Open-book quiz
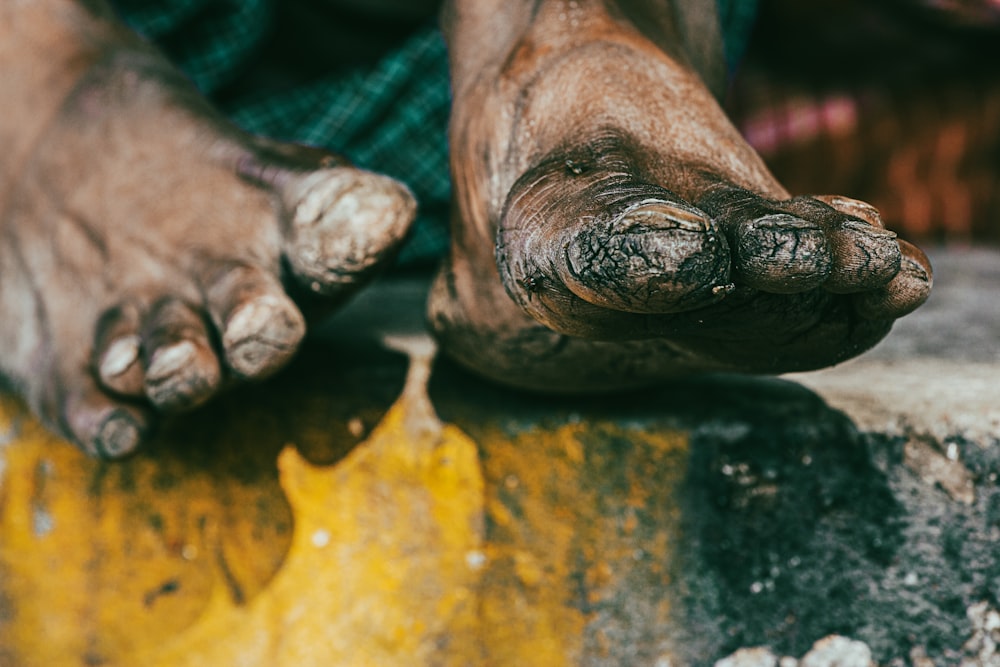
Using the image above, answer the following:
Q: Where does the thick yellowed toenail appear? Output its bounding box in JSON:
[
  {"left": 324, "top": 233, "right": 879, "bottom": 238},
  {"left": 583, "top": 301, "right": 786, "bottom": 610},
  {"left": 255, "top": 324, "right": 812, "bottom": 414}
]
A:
[
  {"left": 146, "top": 341, "right": 197, "bottom": 381},
  {"left": 223, "top": 295, "right": 305, "bottom": 378},
  {"left": 99, "top": 335, "right": 140, "bottom": 379}
]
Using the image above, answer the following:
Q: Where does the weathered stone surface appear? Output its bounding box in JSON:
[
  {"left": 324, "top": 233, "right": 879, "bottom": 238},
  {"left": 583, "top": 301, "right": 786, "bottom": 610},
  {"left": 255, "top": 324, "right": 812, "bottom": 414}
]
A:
[{"left": 0, "top": 247, "right": 995, "bottom": 665}]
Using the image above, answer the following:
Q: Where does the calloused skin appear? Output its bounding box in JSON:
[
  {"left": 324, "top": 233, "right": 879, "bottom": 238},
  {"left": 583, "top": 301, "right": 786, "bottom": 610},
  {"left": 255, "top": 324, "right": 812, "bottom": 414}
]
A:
[
  {"left": 431, "top": 0, "right": 932, "bottom": 389},
  {"left": 0, "top": 0, "right": 931, "bottom": 457}
]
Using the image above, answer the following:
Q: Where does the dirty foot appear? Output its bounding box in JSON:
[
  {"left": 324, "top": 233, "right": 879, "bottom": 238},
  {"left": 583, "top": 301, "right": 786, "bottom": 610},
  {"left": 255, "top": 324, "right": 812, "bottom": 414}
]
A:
[
  {"left": 0, "top": 2, "right": 414, "bottom": 456},
  {"left": 430, "top": 0, "right": 932, "bottom": 390}
]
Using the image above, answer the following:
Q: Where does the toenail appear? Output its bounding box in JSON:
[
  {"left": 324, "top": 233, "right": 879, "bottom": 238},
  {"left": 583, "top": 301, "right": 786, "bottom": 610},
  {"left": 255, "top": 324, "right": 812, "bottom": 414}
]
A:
[
  {"left": 817, "top": 195, "right": 884, "bottom": 227},
  {"left": 841, "top": 220, "right": 896, "bottom": 238},
  {"left": 286, "top": 169, "right": 415, "bottom": 290},
  {"left": 293, "top": 170, "right": 410, "bottom": 234},
  {"left": 146, "top": 341, "right": 197, "bottom": 380},
  {"left": 95, "top": 411, "right": 142, "bottom": 459},
  {"left": 731, "top": 214, "right": 832, "bottom": 292},
  {"left": 100, "top": 336, "right": 141, "bottom": 378},
  {"left": 618, "top": 201, "right": 710, "bottom": 233},
  {"left": 749, "top": 214, "right": 823, "bottom": 233},
  {"left": 223, "top": 296, "right": 304, "bottom": 377},
  {"left": 225, "top": 297, "right": 279, "bottom": 342}
]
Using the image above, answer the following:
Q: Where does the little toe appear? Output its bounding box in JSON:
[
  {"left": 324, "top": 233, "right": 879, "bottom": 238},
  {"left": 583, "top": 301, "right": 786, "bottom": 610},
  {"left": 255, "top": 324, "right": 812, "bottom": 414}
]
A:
[
  {"left": 853, "top": 240, "right": 933, "bottom": 320},
  {"left": 279, "top": 166, "right": 416, "bottom": 297},
  {"left": 62, "top": 379, "right": 152, "bottom": 459},
  {"left": 141, "top": 298, "right": 221, "bottom": 411},
  {"left": 699, "top": 189, "right": 833, "bottom": 294},
  {"left": 201, "top": 263, "right": 306, "bottom": 380}
]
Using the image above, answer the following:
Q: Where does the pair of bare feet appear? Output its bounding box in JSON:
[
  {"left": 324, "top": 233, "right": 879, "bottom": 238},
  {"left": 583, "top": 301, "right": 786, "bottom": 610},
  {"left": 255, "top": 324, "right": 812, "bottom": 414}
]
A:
[{"left": 0, "top": 0, "right": 931, "bottom": 457}]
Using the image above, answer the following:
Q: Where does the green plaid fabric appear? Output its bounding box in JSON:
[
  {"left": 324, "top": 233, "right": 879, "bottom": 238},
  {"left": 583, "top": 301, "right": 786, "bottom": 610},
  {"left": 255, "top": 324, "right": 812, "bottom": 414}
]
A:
[
  {"left": 226, "top": 27, "right": 452, "bottom": 266},
  {"left": 113, "top": 1, "right": 755, "bottom": 267},
  {"left": 113, "top": 0, "right": 451, "bottom": 265},
  {"left": 113, "top": 0, "right": 275, "bottom": 93}
]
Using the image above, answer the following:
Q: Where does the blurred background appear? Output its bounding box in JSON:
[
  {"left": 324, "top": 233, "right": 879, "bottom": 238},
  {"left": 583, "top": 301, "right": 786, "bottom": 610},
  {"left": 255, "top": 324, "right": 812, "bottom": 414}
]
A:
[{"left": 728, "top": 0, "right": 1000, "bottom": 246}]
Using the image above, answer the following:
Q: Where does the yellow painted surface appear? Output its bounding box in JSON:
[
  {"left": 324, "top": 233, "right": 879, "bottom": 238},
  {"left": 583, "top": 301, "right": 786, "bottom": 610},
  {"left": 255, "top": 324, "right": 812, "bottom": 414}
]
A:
[{"left": 0, "top": 343, "right": 691, "bottom": 666}]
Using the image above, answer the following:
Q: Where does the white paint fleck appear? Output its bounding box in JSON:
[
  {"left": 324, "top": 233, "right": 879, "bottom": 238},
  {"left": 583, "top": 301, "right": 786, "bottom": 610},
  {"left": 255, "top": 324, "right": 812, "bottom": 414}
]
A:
[
  {"left": 465, "top": 550, "right": 487, "bottom": 570},
  {"left": 100, "top": 335, "right": 140, "bottom": 378},
  {"left": 33, "top": 508, "right": 54, "bottom": 537},
  {"left": 311, "top": 529, "right": 331, "bottom": 548}
]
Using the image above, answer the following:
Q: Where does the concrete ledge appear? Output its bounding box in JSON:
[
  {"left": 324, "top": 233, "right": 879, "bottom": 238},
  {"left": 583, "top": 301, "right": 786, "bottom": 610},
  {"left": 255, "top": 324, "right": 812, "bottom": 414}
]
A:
[
  {"left": 0, "top": 246, "right": 996, "bottom": 666},
  {"left": 789, "top": 247, "right": 1000, "bottom": 447}
]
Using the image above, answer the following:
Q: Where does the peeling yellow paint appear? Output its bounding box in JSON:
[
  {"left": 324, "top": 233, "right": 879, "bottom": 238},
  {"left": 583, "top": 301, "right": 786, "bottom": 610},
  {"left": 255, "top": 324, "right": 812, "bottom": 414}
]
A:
[
  {"left": 466, "top": 421, "right": 690, "bottom": 666},
  {"left": 145, "top": 399, "right": 485, "bottom": 667},
  {"left": 0, "top": 394, "right": 292, "bottom": 667},
  {"left": 0, "top": 348, "right": 693, "bottom": 666}
]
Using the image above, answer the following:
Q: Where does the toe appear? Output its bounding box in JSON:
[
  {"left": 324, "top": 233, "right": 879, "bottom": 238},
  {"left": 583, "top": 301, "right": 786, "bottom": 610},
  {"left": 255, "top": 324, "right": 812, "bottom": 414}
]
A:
[
  {"left": 853, "top": 240, "right": 933, "bottom": 319},
  {"left": 93, "top": 302, "right": 146, "bottom": 397},
  {"left": 201, "top": 263, "right": 306, "bottom": 379},
  {"left": 560, "top": 197, "right": 731, "bottom": 313},
  {"left": 62, "top": 382, "right": 152, "bottom": 459},
  {"left": 279, "top": 166, "right": 416, "bottom": 297},
  {"left": 699, "top": 189, "right": 833, "bottom": 294},
  {"left": 500, "top": 163, "right": 732, "bottom": 316},
  {"left": 141, "top": 298, "right": 221, "bottom": 411}
]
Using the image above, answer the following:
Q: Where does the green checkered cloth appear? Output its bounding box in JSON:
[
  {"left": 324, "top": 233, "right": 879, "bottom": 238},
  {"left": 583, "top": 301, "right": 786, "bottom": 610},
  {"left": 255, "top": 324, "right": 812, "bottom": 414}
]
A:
[{"left": 112, "top": 0, "right": 755, "bottom": 267}]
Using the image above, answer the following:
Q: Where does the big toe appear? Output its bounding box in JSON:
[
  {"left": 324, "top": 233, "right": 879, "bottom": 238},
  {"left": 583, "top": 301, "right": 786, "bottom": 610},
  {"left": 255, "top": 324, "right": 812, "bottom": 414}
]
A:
[
  {"left": 279, "top": 166, "right": 416, "bottom": 298},
  {"left": 499, "top": 165, "right": 732, "bottom": 317}
]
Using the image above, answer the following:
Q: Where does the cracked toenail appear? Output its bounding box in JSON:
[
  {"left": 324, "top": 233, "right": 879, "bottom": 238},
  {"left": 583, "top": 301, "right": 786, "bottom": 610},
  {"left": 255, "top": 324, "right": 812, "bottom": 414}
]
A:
[
  {"left": 146, "top": 341, "right": 197, "bottom": 380},
  {"left": 286, "top": 169, "right": 415, "bottom": 290},
  {"left": 618, "top": 201, "right": 709, "bottom": 233},
  {"left": 842, "top": 220, "right": 896, "bottom": 238},
  {"left": 100, "top": 336, "right": 140, "bottom": 378},
  {"left": 96, "top": 412, "right": 141, "bottom": 458},
  {"left": 752, "top": 214, "right": 822, "bottom": 232}
]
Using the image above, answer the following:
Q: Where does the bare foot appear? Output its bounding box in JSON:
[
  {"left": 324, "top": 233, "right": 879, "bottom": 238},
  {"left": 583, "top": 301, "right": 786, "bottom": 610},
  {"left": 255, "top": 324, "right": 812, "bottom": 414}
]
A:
[
  {"left": 430, "top": 0, "right": 932, "bottom": 391},
  {"left": 0, "top": 2, "right": 414, "bottom": 456}
]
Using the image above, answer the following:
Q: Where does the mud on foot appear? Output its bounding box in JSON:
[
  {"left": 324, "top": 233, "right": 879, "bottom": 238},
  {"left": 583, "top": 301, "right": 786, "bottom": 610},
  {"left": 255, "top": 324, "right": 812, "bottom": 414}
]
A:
[{"left": 430, "top": 0, "right": 932, "bottom": 391}]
